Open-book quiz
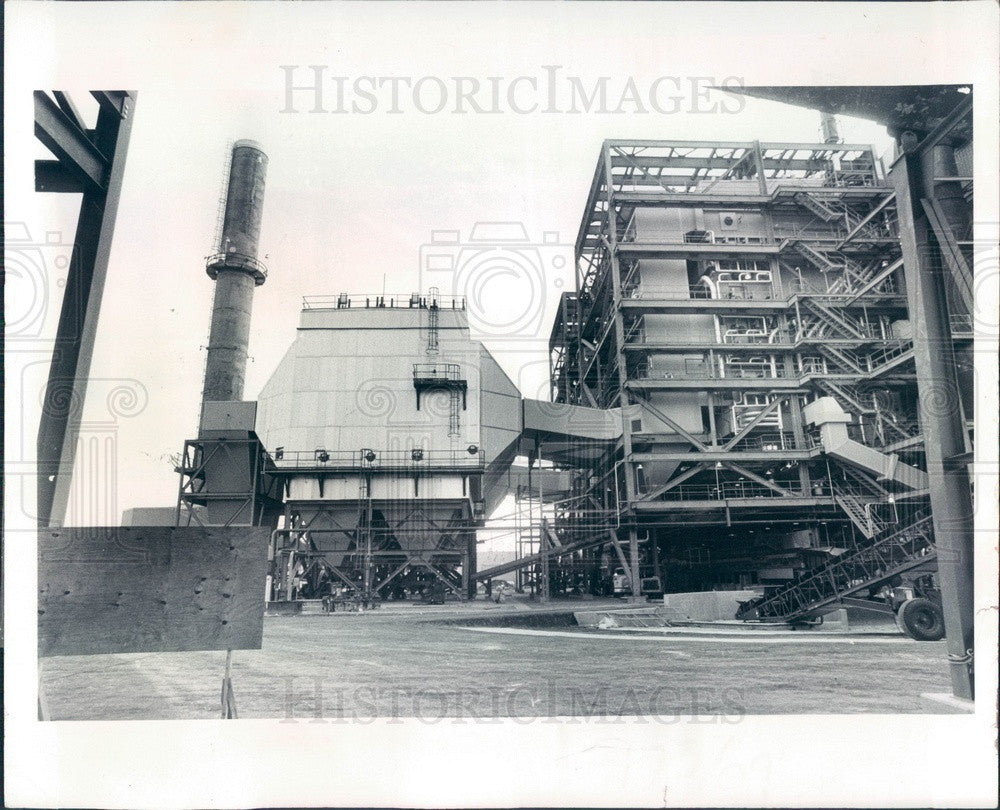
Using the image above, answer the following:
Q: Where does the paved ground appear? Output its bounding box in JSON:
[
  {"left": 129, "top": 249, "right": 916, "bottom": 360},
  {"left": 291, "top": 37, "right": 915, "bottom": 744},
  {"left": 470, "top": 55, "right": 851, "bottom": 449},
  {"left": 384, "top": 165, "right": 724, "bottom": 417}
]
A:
[{"left": 39, "top": 597, "right": 960, "bottom": 720}]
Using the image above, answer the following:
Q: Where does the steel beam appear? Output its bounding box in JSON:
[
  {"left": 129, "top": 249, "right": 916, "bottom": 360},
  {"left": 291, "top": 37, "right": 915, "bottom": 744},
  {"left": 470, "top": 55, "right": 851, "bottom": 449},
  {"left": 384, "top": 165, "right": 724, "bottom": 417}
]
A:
[
  {"left": 51, "top": 91, "right": 87, "bottom": 131},
  {"left": 617, "top": 243, "right": 780, "bottom": 259},
  {"left": 889, "top": 147, "right": 975, "bottom": 699},
  {"left": 607, "top": 530, "right": 634, "bottom": 591},
  {"left": 611, "top": 187, "right": 887, "bottom": 208},
  {"left": 920, "top": 197, "right": 974, "bottom": 316},
  {"left": 608, "top": 155, "right": 836, "bottom": 172},
  {"left": 636, "top": 399, "right": 709, "bottom": 451},
  {"left": 723, "top": 396, "right": 786, "bottom": 450},
  {"left": 628, "top": 379, "right": 808, "bottom": 391},
  {"left": 604, "top": 138, "right": 875, "bottom": 153},
  {"left": 638, "top": 463, "right": 710, "bottom": 502},
  {"left": 722, "top": 462, "right": 799, "bottom": 498},
  {"left": 33, "top": 91, "right": 109, "bottom": 192},
  {"left": 837, "top": 192, "right": 897, "bottom": 247},
  {"left": 632, "top": 451, "right": 813, "bottom": 463},
  {"left": 34, "top": 159, "right": 85, "bottom": 193},
  {"left": 632, "top": 497, "right": 834, "bottom": 511},
  {"left": 35, "top": 91, "right": 136, "bottom": 528}
]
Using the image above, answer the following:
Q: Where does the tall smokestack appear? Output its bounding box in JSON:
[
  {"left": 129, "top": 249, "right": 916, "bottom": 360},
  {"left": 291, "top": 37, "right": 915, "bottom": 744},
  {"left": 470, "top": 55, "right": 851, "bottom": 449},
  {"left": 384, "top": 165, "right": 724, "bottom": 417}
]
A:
[
  {"left": 201, "top": 140, "right": 268, "bottom": 417},
  {"left": 820, "top": 112, "right": 840, "bottom": 144}
]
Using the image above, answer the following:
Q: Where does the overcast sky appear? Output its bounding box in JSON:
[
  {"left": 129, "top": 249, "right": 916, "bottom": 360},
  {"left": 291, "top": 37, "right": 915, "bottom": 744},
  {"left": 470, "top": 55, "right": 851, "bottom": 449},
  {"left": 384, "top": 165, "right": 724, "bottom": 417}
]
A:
[{"left": 8, "top": 1, "right": 978, "bottom": 526}]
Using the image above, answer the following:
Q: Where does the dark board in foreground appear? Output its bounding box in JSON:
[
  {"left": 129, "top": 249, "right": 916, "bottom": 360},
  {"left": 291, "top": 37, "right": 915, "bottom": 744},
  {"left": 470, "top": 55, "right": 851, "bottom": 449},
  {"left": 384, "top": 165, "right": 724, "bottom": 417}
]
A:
[{"left": 39, "top": 526, "right": 270, "bottom": 656}]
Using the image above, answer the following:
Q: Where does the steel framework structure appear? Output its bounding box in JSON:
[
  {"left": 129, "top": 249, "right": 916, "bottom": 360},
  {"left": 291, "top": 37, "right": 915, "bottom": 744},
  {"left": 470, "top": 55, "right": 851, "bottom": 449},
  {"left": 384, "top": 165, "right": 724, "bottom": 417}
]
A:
[
  {"left": 724, "top": 88, "right": 977, "bottom": 699},
  {"left": 174, "top": 436, "right": 284, "bottom": 528},
  {"left": 548, "top": 137, "right": 973, "bottom": 612},
  {"left": 266, "top": 450, "right": 485, "bottom": 603},
  {"left": 736, "top": 514, "right": 936, "bottom": 623},
  {"left": 34, "top": 91, "right": 137, "bottom": 528}
]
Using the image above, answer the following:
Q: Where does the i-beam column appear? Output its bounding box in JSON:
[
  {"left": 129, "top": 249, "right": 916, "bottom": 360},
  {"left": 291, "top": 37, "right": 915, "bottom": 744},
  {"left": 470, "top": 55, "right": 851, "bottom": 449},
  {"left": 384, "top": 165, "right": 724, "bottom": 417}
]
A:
[
  {"left": 35, "top": 91, "right": 137, "bottom": 528},
  {"left": 603, "top": 142, "right": 642, "bottom": 596},
  {"left": 889, "top": 115, "right": 975, "bottom": 700}
]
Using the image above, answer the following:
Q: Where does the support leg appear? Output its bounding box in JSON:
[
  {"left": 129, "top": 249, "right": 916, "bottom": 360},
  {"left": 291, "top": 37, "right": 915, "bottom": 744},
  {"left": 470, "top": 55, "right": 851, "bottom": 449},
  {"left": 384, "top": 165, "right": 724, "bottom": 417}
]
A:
[{"left": 221, "top": 649, "right": 238, "bottom": 719}]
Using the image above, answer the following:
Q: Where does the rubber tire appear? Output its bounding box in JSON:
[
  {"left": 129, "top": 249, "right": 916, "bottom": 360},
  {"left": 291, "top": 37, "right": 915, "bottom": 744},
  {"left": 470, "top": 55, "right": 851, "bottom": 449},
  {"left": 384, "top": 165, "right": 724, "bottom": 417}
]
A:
[{"left": 897, "top": 598, "right": 945, "bottom": 641}]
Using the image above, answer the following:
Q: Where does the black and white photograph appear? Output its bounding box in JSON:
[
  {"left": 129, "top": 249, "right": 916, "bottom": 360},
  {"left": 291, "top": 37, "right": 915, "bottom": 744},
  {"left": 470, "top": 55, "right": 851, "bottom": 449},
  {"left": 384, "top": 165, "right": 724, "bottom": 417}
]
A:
[{"left": 4, "top": 2, "right": 999, "bottom": 807}]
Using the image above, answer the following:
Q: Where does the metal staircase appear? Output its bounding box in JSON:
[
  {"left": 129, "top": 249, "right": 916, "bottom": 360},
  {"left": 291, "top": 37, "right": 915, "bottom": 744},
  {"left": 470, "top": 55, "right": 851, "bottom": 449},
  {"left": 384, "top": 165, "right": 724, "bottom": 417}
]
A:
[
  {"left": 793, "top": 192, "right": 843, "bottom": 222},
  {"left": 801, "top": 298, "right": 868, "bottom": 340},
  {"left": 833, "top": 490, "right": 884, "bottom": 538},
  {"left": 816, "top": 343, "right": 866, "bottom": 374},
  {"left": 736, "top": 513, "right": 936, "bottom": 623},
  {"left": 825, "top": 255, "right": 887, "bottom": 297},
  {"left": 814, "top": 379, "right": 920, "bottom": 448},
  {"left": 815, "top": 379, "right": 874, "bottom": 415},
  {"left": 791, "top": 240, "right": 839, "bottom": 272},
  {"left": 864, "top": 340, "right": 914, "bottom": 376}
]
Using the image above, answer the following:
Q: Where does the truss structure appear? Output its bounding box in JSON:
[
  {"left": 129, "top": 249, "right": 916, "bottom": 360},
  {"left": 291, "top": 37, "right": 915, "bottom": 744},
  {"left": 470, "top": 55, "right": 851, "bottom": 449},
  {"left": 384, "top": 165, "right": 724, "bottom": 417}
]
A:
[{"left": 547, "top": 137, "right": 974, "bottom": 595}]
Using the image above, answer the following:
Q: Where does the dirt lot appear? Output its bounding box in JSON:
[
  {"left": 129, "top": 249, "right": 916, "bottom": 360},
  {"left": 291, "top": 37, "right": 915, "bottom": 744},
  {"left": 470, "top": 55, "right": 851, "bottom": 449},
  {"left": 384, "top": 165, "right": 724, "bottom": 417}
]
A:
[{"left": 39, "top": 600, "right": 959, "bottom": 720}]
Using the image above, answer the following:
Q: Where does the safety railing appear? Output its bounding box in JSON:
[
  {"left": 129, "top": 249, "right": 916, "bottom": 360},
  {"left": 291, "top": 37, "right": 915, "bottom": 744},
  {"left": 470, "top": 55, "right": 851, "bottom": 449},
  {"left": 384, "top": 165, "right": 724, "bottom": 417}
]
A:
[
  {"left": 949, "top": 313, "right": 973, "bottom": 337},
  {"left": 205, "top": 252, "right": 268, "bottom": 283},
  {"left": 637, "top": 360, "right": 784, "bottom": 382},
  {"left": 864, "top": 340, "right": 913, "bottom": 371},
  {"left": 721, "top": 330, "right": 784, "bottom": 345},
  {"left": 302, "top": 293, "right": 466, "bottom": 310},
  {"left": 270, "top": 448, "right": 486, "bottom": 470},
  {"left": 645, "top": 480, "right": 809, "bottom": 502},
  {"left": 413, "top": 363, "right": 464, "bottom": 382},
  {"left": 727, "top": 431, "right": 816, "bottom": 452},
  {"left": 622, "top": 285, "right": 714, "bottom": 301},
  {"left": 618, "top": 232, "right": 778, "bottom": 246}
]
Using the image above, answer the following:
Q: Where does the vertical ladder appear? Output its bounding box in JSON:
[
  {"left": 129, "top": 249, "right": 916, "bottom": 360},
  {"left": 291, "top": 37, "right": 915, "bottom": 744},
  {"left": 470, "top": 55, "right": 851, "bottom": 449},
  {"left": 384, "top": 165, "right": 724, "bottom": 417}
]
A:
[
  {"left": 427, "top": 287, "right": 440, "bottom": 355},
  {"left": 356, "top": 472, "right": 373, "bottom": 599},
  {"left": 211, "top": 140, "right": 233, "bottom": 252},
  {"left": 448, "top": 390, "right": 461, "bottom": 436}
]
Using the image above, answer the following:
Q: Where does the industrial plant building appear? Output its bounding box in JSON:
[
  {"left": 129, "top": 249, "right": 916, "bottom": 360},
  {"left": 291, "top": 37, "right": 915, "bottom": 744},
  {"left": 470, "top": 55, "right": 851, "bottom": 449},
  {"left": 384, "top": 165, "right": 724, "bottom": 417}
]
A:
[
  {"left": 545, "top": 134, "right": 972, "bottom": 602},
  {"left": 168, "top": 101, "right": 974, "bottom": 670}
]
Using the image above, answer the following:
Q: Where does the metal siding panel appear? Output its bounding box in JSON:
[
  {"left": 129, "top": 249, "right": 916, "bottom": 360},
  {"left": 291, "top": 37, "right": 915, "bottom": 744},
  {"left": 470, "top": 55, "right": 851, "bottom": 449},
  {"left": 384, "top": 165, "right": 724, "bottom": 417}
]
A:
[{"left": 38, "top": 526, "right": 269, "bottom": 656}]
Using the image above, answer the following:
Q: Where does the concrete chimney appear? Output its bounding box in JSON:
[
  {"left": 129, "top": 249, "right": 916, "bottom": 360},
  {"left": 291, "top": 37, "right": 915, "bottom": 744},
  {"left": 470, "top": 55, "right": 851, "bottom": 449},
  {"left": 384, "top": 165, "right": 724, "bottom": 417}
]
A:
[
  {"left": 820, "top": 112, "right": 840, "bottom": 144},
  {"left": 201, "top": 140, "right": 268, "bottom": 418}
]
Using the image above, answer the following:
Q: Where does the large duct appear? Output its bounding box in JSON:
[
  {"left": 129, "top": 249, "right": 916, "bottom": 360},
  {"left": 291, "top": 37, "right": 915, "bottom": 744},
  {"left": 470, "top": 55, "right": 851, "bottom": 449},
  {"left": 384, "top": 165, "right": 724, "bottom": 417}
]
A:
[{"left": 201, "top": 140, "right": 268, "bottom": 418}]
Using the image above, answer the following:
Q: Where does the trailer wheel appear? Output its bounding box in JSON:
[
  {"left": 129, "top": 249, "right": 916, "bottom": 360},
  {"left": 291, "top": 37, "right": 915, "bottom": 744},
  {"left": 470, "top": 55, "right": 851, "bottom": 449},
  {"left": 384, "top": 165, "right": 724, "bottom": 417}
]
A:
[{"left": 897, "top": 598, "right": 945, "bottom": 641}]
